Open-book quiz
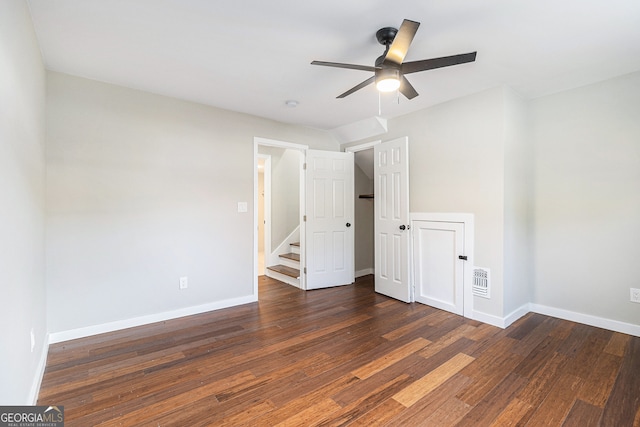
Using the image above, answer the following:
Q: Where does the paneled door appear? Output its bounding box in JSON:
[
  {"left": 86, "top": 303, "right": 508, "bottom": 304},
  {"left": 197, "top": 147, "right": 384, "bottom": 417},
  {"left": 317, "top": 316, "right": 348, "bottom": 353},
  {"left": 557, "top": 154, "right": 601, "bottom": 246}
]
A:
[
  {"left": 305, "top": 150, "right": 354, "bottom": 289},
  {"left": 413, "top": 220, "right": 465, "bottom": 315},
  {"left": 374, "top": 137, "right": 411, "bottom": 302}
]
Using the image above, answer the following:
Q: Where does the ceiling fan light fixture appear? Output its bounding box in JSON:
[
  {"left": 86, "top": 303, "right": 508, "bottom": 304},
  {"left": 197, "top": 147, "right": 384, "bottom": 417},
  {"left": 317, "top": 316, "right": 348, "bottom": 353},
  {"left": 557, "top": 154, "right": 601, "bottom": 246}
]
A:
[{"left": 376, "top": 69, "right": 400, "bottom": 92}]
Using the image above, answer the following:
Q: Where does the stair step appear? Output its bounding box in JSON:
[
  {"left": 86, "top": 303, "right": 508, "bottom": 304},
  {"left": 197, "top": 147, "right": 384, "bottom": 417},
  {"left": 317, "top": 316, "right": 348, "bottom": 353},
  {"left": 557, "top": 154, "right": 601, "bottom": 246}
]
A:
[
  {"left": 290, "top": 242, "right": 301, "bottom": 255},
  {"left": 279, "top": 252, "right": 300, "bottom": 262},
  {"left": 267, "top": 265, "right": 300, "bottom": 279}
]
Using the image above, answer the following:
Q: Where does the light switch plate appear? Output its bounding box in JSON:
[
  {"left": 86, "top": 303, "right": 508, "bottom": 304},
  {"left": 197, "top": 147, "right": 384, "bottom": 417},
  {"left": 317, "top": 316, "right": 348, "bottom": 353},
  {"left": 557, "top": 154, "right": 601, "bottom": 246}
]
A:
[{"left": 237, "top": 202, "right": 248, "bottom": 213}]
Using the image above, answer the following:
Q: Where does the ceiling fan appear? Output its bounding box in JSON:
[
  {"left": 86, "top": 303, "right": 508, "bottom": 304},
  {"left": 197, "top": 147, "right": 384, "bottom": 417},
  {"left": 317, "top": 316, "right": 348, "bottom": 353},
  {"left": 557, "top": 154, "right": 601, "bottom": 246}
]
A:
[{"left": 311, "top": 19, "right": 477, "bottom": 99}]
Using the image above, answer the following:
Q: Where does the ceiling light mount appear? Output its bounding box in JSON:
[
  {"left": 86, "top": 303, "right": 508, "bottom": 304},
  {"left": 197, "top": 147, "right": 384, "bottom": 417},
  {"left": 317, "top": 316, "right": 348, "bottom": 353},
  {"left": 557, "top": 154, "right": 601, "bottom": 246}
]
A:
[{"left": 375, "top": 68, "right": 400, "bottom": 92}]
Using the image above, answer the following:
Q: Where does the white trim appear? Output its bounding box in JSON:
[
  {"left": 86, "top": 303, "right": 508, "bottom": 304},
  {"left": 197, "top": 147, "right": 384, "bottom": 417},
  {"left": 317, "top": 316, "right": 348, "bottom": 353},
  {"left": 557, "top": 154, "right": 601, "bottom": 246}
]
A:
[
  {"left": 344, "top": 140, "right": 381, "bottom": 153},
  {"left": 410, "top": 213, "right": 474, "bottom": 318},
  {"left": 530, "top": 303, "right": 640, "bottom": 337},
  {"left": 48, "top": 295, "right": 256, "bottom": 344},
  {"left": 254, "top": 137, "right": 308, "bottom": 151},
  {"left": 28, "top": 338, "right": 49, "bottom": 404},
  {"left": 258, "top": 154, "right": 271, "bottom": 276},
  {"left": 503, "top": 304, "right": 531, "bottom": 328},
  {"left": 473, "top": 304, "right": 530, "bottom": 329},
  {"left": 265, "top": 269, "right": 301, "bottom": 288},
  {"left": 355, "top": 268, "right": 374, "bottom": 278},
  {"left": 471, "top": 310, "right": 507, "bottom": 329}
]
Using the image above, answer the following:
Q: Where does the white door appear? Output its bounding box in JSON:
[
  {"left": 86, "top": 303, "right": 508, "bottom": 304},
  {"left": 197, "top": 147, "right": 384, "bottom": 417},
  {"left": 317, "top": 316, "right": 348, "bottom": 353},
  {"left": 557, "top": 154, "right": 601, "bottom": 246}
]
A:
[
  {"left": 305, "top": 150, "right": 355, "bottom": 289},
  {"left": 374, "top": 137, "right": 411, "bottom": 302},
  {"left": 413, "top": 220, "right": 465, "bottom": 315}
]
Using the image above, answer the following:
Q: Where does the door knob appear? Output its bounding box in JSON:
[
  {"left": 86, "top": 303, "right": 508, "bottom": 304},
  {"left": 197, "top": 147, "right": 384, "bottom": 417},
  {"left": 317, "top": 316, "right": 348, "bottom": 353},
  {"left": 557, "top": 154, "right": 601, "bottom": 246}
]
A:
[
  {"left": 399, "top": 225, "right": 406, "bottom": 230},
  {"left": 346, "top": 223, "right": 351, "bottom": 227}
]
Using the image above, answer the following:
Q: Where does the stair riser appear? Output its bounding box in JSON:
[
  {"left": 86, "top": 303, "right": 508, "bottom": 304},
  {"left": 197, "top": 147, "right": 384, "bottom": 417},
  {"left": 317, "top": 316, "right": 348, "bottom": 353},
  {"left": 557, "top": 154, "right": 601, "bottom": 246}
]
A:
[
  {"left": 265, "top": 270, "right": 301, "bottom": 289},
  {"left": 290, "top": 245, "right": 300, "bottom": 255},
  {"left": 279, "top": 258, "right": 300, "bottom": 269}
]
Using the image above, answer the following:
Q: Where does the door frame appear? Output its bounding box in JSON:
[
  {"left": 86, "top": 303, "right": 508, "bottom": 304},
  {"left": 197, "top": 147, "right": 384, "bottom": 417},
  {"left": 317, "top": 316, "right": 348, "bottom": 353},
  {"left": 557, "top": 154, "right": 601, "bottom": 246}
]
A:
[
  {"left": 257, "top": 154, "right": 271, "bottom": 275},
  {"left": 410, "top": 213, "right": 475, "bottom": 318},
  {"left": 253, "top": 137, "right": 308, "bottom": 296}
]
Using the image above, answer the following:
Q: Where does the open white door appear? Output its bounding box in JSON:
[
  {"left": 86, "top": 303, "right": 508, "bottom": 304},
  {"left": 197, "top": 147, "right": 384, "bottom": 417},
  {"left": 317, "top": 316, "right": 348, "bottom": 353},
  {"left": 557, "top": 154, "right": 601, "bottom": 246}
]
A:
[
  {"left": 374, "top": 137, "right": 411, "bottom": 302},
  {"left": 305, "top": 150, "right": 355, "bottom": 289}
]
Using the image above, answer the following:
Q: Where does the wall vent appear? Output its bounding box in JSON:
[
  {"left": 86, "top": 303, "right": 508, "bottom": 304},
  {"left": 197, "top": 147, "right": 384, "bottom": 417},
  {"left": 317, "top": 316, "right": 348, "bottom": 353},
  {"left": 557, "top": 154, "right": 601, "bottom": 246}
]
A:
[{"left": 473, "top": 267, "right": 491, "bottom": 299}]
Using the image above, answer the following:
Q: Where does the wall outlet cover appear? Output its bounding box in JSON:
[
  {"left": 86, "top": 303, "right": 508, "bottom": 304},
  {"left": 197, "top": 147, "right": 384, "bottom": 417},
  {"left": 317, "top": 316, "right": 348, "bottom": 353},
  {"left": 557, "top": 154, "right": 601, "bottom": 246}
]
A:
[
  {"left": 630, "top": 288, "right": 640, "bottom": 303},
  {"left": 179, "top": 276, "right": 188, "bottom": 290}
]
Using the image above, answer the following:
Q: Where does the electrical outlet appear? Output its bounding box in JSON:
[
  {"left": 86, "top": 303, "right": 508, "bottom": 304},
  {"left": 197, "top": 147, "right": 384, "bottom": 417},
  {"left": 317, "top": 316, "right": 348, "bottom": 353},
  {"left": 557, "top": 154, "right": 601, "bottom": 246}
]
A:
[
  {"left": 30, "top": 328, "right": 35, "bottom": 353},
  {"left": 179, "top": 276, "right": 188, "bottom": 290},
  {"left": 630, "top": 288, "right": 640, "bottom": 303}
]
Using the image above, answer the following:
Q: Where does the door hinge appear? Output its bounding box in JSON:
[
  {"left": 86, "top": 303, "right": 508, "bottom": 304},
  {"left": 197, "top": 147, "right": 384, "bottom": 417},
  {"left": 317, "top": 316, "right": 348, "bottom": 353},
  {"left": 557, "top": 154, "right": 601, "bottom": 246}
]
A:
[
  {"left": 303, "top": 215, "right": 307, "bottom": 222},
  {"left": 304, "top": 267, "right": 307, "bottom": 274},
  {"left": 458, "top": 255, "right": 468, "bottom": 261},
  {"left": 303, "top": 163, "right": 307, "bottom": 170}
]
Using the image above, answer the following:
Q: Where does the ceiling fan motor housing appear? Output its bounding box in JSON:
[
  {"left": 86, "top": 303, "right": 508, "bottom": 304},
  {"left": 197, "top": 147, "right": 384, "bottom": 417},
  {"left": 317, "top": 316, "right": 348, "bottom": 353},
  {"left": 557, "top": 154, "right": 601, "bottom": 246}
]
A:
[{"left": 376, "top": 26, "right": 398, "bottom": 46}]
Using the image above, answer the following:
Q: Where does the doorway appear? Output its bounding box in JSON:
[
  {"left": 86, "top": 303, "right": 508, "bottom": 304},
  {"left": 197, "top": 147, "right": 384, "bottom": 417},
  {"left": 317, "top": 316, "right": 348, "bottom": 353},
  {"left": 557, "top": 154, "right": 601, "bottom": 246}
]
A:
[{"left": 253, "top": 137, "right": 308, "bottom": 295}]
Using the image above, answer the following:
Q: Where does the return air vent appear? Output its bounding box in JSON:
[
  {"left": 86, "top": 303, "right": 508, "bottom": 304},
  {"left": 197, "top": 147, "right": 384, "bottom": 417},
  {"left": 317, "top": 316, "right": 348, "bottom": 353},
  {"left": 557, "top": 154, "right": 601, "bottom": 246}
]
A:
[{"left": 473, "top": 267, "right": 491, "bottom": 299}]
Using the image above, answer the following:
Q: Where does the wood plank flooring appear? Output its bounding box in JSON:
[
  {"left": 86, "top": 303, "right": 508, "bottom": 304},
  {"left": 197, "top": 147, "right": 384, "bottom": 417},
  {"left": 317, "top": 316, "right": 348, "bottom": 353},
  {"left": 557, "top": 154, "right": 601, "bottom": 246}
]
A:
[{"left": 38, "top": 275, "right": 640, "bottom": 426}]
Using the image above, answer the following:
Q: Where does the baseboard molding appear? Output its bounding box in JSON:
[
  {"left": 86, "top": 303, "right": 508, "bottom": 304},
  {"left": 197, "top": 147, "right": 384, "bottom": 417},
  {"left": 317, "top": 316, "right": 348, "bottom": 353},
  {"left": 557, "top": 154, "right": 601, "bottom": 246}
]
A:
[
  {"left": 503, "top": 304, "right": 531, "bottom": 328},
  {"left": 355, "top": 268, "right": 374, "bottom": 278},
  {"left": 28, "top": 338, "right": 49, "bottom": 404},
  {"left": 472, "top": 303, "right": 530, "bottom": 329},
  {"left": 49, "top": 295, "right": 257, "bottom": 344},
  {"left": 530, "top": 303, "right": 640, "bottom": 337},
  {"left": 471, "top": 310, "right": 507, "bottom": 329}
]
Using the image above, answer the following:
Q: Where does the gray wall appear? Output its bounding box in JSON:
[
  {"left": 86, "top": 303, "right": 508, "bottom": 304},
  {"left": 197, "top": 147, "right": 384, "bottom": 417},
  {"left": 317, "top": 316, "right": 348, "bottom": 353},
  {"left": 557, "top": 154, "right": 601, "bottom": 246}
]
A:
[
  {"left": 354, "top": 162, "right": 374, "bottom": 273},
  {"left": 0, "top": 1, "right": 47, "bottom": 404},
  {"left": 531, "top": 71, "right": 640, "bottom": 326},
  {"left": 45, "top": 72, "right": 338, "bottom": 334}
]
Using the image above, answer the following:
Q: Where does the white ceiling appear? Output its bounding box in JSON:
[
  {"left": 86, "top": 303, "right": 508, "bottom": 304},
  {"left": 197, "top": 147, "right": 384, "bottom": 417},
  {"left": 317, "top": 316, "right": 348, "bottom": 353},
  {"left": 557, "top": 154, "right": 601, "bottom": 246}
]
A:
[{"left": 28, "top": 0, "right": 640, "bottom": 130}]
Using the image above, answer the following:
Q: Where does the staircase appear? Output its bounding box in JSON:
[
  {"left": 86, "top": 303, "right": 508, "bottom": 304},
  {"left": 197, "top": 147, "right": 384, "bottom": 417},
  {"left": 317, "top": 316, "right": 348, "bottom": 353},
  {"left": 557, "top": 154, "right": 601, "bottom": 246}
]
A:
[{"left": 266, "top": 242, "right": 301, "bottom": 288}]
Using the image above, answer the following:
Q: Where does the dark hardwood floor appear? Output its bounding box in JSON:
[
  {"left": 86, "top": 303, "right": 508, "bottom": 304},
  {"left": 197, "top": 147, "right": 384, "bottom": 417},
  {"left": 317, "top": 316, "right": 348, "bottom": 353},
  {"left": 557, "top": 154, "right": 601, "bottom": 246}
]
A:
[{"left": 38, "top": 275, "right": 640, "bottom": 426}]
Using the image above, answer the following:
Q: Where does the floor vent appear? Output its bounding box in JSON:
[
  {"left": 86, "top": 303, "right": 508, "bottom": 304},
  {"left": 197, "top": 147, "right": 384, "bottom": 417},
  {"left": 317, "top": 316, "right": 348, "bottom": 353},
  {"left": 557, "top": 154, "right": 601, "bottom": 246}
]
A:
[{"left": 473, "top": 267, "right": 491, "bottom": 298}]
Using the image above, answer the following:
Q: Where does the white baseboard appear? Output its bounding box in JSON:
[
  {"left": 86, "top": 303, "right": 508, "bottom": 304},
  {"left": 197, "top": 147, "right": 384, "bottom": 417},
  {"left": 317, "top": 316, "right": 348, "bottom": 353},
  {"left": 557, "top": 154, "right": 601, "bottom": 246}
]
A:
[
  {"left": 48, "top": 295, "right": 257, "bottom": 344},
  {"left": 530, "top": 303, "right": 640, "bottom": 337},
  {"left": 471, "top": 310, "right": 507, "bottom": 328},
  {"left": 471, "top": 304, "right": 529, "bottom": 329},
  {"left": 503, "top": 304, "right": 531, "bottom": 328},
  {"left": 28, "top": 338, "right": 49, "bottom": 404},
  {"left": 355, "top": 268, "right": 374, "bottom": 278}
]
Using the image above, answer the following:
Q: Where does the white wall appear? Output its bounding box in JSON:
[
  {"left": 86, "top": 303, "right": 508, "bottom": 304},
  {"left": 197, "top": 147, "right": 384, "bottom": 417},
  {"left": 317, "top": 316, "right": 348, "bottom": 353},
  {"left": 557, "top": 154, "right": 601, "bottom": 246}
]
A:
[
  {"left": 382, "top": 87, "right": 508, "bottom": 319},
  {"left": 531, "top": 71, "right": 640, "bottom": 326},
  {"left": 0, "top": 1, "right": 47, "bottom": 404},
  {"left": 503, "top": 87, "right": 533, "bottom": 316},
  {"left": 45, "top": 72, "right": 338, "bottom": 335}
]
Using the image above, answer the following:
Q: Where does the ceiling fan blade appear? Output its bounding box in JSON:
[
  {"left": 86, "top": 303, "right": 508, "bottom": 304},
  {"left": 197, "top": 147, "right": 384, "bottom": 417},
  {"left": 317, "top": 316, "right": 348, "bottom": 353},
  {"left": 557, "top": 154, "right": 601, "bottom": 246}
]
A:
[
  {"left": 311, "top": 60, "right": 378, "bottom": 72},
  {"left": 402, "top": 52, "right": 477, "bottom": 74},
  {"left": 337, "top": 76, "right": 376, "bottom": 98},
  {"left": 383, "top": 19, "right": 420, "bottom": 65},
  {"left": 399, "top": 76, "right": 419, "bottom": 100}
]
